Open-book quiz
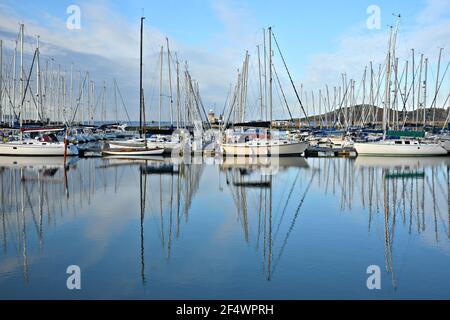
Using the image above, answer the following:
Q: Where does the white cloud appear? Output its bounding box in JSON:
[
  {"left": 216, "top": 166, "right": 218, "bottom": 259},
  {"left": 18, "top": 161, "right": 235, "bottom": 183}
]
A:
[{"left": 299, "top": 0, "right": 450, "bottom": 112}]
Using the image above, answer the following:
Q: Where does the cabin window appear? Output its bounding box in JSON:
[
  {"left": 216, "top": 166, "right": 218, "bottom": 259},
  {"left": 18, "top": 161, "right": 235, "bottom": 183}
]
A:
[
  {"left": 395, "top": 141, "right": 402, "bottom": 144},
  {"left": 404, "top": 141, "right": 410, "bottom": 145}
]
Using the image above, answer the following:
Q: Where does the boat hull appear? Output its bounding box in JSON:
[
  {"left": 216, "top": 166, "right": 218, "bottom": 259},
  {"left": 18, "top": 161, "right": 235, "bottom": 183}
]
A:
[
  {"left": 354, "top": 142, "right": 447, "bottom": 156},
  {"left": 102, "top": 148, "right": 164, "bottom": 156},
  {"left": 0, "top": 142, "right": 78, "bottom": 156},
  {"left": 222, "top": 141, "right": 308, "bottom": 157}
]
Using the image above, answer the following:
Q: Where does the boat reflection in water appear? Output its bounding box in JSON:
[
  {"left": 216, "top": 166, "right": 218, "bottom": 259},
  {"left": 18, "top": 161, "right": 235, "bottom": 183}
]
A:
[
  {"left": 0, "top": 155, "right": 449, "bottom": 299},
  {"left": 355, "top": 156, "right": 449, "bottom": 289},
  {"left": 220, "top": 156, "right": 312, "bottom": 281}
]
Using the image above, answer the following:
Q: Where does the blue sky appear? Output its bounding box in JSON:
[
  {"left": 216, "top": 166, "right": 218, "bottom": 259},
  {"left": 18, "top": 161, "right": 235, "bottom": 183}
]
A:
[{"left": 0, "top": 0, "right": 449, "bottom": 120}]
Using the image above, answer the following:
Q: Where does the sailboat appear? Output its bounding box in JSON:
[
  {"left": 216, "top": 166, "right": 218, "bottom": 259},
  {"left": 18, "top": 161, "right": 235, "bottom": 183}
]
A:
[
  {"left": 354, "top": 138, "right": 446, "bottom": 156},
  {"left": 354, "top": 17, "right": 446, "bottom": 157},
  {"left": 221, "top": 27, "right": 308, "bottom": 157},
  {"left": 0, "top": 132, "right": 79, "bottom": 156},
  {"left": 102, "top": 17, "right": 163, "bottom": 157},
  {"left": 0, "top": 25, "right": 78, "bottom": 157}
]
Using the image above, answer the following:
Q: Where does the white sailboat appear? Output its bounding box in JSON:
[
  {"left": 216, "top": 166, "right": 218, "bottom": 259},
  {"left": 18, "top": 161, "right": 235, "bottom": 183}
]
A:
[
  {"left": 0, "top": 138, "right": 78, "bottom": 156},
  {"left": 102, "top": 17, "right": 164, "bottom": 157},
  {"left": 221, "top": 27, "right": 309, "bottom": 157},
  {"left": 354, "top": 139, "right": 446, "bottom": 156},
  {"left": 222, "top": 134, "right": 308, "bottom": 156},
  {"left": 354, "top": 17, "right": 446, "bottom": 157},
  {"left": 0, "top": 25, "right": 78, "bottom": 157}
]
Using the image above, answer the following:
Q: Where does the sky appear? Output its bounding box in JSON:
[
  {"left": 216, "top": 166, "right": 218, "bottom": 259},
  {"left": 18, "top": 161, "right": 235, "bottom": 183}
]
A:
[{"left": 0, "top": 0, "right": 449, "bottom": 121}]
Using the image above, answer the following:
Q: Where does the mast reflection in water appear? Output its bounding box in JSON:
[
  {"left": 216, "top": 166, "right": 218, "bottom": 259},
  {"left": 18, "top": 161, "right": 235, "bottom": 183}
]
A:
[{"left": 0, "top": 156, "right": 448, "bottom": 299}]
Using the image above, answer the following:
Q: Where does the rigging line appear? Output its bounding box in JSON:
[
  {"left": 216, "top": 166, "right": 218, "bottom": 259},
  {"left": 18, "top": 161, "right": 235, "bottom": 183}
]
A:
[
  {"left": 0, "top": 77, "right": 18, "bottom": 118},
  {"left": 114, "top": 80, "right": 131, "bottom": 123},
  {"left": 69, "top": 71, "right": 88, "bottom": 125},
  {"left": 271, "top": 29, "right": 308, "bottom": 123},
  {"left": 332, "top": 80, "right": 351, "bottom": 129},
  {"left": 273, "top": 71, "right": 286, "bottom": 119},
  {"left": 273, "top": 170, "right": 300, "bottom": 242},
  {"left": 18, "top": 48, "right": 38, "bottom": 120},
  {"left": 429, "top": 61, "right": 450, "bottom": 113},
  {"left": 272, "top": 62, "right": 293, "bottom": 121},
  {"left": 271, "top": 169, "right": 317, "bottom": 275}
]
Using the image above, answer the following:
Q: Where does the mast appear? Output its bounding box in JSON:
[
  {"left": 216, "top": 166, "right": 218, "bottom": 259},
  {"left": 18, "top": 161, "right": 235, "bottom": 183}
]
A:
[
  {"left": 423, "top": 58, "right": 428, "bottom": 127},
  {"left": 393, "top": 58, "right": 398, "bottom": 129},
  {"left": 432, "top": 48, "right": 443, "bottom": 128},
  {"left": 383, "top": 26, "right": 393, "bottom": 139},
  {"left": 166, "top": 37, "right": 174, "bottom": 126},
  {"left": 263, "top": 28, "right": 267, "bottom": 121},
  {"left": 257, "top": 45, "right": 263, "bottom": 121},
  {"left": 268, "top": 27, "right": 273, "bottom": 130},
  {"left": 403, "top": 60, "right": 408, "bottom": 127},
  {"left": 139, "top": 16, "right": 145, "bottom": 138},
  {"left": 114, "top": 79, "right": 118, "bottom": 122},
  {"left": 0, "top": 39, "right": 2, "bottom": 123},
  {"left": 412, "top": 49, "right": 415, "bottom": 127},
  {"left": 12, "top": 40, "right": 17, "bottom": 126},
  {"left": 70, "top": 63, "right": 73, "bottom": 123},
  {"left": 416, "top": 54, "right": 423, "bottom": 130},
  {"left": 19, "top": 23, "right": 24, "bottom": 129},
  {"left": 36, "top": 35, "right": 43, "bottom": 122},
  {"left": 271, "top": 29, "right": 309, "bottom": 125},
  {"left": 175, "top": 53, "right": 180, "bottom": 129},
  {"left": 159, "top": 45, "right": 163, "bottom": 129}
]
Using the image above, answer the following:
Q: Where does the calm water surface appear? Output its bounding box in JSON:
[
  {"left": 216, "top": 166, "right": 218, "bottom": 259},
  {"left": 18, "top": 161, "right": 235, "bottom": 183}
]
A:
[{"left": 0, "top": 155, "right": 449, "bottom": 299}]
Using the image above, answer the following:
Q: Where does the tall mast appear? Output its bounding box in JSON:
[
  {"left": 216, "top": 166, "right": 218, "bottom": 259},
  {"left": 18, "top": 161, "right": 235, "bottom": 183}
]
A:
[
  {"left": 268, "top": 27, "right": 273, "bottom": 129},
  {"left": 362, "top": 66, "right": 367, "bottom": 127},
  {"left": 19, "top": 23, "right": 24, "bottom": 128},
  {"left": 423, "top": 57, "right": 428, "bottom": 127},
  {"left": 393, "top": 58, "right": 398, "bottom": 129},
  {"left": 159, "top": 45, "right": 163, "bottom": 129},
  {"left": 403, "top": 60, "right": 408, "bottom": 128},
  {"left": 166, "top": 37, "right": 174, "bottom": 126},
  {"left": 432, "top": 47, "right": 443, "bottom": 128},
  {"left": 416, "top": 54, "right": 423, "bottom": 130},
  {"left": 139, "top": 16, "right": 145, "bottom": 138},
  {"left": 12, "top": 40, "right": 17, "bottom": 126},
  {"left": 0, "top": 39, "right": 3, "bottom": 123},
  {"left": 257, "top": 45, "right": 263, "bottom": 121},
  {"left": 383, "top": 26, "right": 393, "bottom": 139},
  {"left": 263, "top": 28, "right": 267, "bottom": 121},
  {"left": 70, "top": 63, "right": 73, "bottom": 122},
  {"left": 175, "top": 53, "right": 180, "bottom": 129},
  {"left": 412, "top": 49, "right": 415, "bottom": 127},
  {"left": 114, "top": 79, "right": 118, "bottom": 122},
  {"left": 36, "top": 35, "right": 43, "bottom": 122}
]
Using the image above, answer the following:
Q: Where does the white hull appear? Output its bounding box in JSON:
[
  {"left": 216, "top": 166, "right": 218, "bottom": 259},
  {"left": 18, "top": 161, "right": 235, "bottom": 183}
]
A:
[
  {"left": 354, "top": 141, "right": 447, "bottom": 156},
  {"left": 222, "top": 141, "right": 308, "bottom": 156},
  {"left": 438, "top": 140, "right": 450, "bottom": 152},
  {"left": 108, "top": 139, "right": 180, "bottom": 154},
  {"left": 107, "top": 139, "right": 146, "bottom": 149},
  {"left": 0, "top": 142, "right": 78, "bottom": 156},
  {"left": 102, "top": 148, "right": 164, "bottom": 156}
]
